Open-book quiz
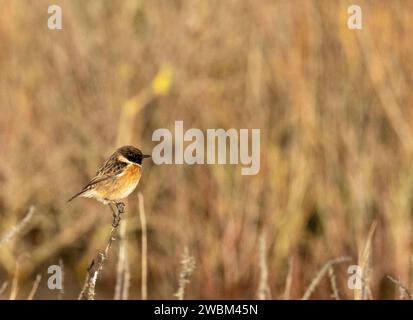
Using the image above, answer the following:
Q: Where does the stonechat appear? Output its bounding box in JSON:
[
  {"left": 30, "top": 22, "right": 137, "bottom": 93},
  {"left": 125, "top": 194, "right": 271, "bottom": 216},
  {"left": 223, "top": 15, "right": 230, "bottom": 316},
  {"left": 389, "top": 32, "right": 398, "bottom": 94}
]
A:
[{"left": 68, "top": 145, "right": 151, "bottom": 226}]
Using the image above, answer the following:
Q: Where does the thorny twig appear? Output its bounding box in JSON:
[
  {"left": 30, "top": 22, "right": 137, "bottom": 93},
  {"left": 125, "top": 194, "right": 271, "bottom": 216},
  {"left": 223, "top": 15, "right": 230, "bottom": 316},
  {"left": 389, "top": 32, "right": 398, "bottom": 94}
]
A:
[
  {"left": 387, "top": 275, "right": 413, "bottom": 300},
  {"left": 79, "top": 202, "right": 125, "bottom": 300}
]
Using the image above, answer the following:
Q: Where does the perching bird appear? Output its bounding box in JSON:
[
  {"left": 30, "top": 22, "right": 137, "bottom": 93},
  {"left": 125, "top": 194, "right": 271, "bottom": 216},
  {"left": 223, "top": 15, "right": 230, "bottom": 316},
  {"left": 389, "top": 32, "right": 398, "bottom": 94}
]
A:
[{"left": 68, "top": 145, "right": 151, "bottom": 226}]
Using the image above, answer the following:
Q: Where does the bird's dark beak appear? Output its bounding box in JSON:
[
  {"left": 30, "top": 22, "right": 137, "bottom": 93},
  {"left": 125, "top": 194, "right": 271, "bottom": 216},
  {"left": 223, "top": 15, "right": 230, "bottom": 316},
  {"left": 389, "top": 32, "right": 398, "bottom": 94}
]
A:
[{"left": 143, "top": 154, "right": 151, "bottom": 159}]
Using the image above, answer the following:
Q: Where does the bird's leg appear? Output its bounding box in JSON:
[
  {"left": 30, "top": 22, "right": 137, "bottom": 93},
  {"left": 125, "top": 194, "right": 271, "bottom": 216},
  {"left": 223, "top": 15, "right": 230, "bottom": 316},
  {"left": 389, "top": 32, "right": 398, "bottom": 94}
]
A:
[
  {"left": 109, "top": 201, "right": 125, "bottom": 228},
  {"left": 115, "top": 202, "right": 125, "bottom": 214},
  {"left": 108, "top": 202, "right": 120, "bottom": 228}
]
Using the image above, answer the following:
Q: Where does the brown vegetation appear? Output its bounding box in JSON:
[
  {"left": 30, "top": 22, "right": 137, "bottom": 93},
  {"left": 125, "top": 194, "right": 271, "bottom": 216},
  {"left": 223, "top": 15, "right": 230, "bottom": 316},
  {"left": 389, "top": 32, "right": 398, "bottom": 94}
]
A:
[{"left": 1, "top": 0, "right": 413, "bottom": 299}]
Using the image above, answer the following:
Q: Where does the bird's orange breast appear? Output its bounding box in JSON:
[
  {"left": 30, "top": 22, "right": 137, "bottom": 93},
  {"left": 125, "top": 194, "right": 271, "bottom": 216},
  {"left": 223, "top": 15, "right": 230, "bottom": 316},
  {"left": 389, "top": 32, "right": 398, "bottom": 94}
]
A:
[{"left": 95, "top": 164, "right": 142, "bottom": 201}]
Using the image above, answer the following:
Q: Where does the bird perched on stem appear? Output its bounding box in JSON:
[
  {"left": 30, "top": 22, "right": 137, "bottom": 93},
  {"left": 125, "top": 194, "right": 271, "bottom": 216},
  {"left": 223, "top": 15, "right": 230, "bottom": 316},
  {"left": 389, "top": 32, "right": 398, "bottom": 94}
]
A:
[{"left": 68, "top": 145, "right": 151, "bottom": 226}]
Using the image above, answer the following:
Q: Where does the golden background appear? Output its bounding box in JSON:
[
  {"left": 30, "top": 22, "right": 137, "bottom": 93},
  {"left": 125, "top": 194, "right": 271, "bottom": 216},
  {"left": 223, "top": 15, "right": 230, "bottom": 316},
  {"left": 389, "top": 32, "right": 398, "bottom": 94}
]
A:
[{"left": 1, "top": 0, "right": 413, "bottom": 299}]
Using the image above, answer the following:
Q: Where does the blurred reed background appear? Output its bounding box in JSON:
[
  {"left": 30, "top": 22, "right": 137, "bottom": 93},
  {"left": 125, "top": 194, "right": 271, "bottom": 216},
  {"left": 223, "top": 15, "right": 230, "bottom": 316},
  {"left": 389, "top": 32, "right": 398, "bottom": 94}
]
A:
[{"left": 1, "top": 0, "right": 413, "bottom": 299}]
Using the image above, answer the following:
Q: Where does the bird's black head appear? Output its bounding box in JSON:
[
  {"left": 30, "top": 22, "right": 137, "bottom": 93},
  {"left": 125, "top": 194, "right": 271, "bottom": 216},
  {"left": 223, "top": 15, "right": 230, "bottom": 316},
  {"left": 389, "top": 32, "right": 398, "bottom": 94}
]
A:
[{"left": 118, "top": 145, "right": 151, "bottom": 165}]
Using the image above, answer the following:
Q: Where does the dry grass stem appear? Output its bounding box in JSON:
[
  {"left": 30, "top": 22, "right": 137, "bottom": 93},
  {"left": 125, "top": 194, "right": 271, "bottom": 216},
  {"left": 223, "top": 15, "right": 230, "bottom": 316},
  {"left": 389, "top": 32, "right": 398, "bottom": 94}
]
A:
[
  {"left": 24, "top": 211, "right": 99, "bottom": 276},
  {"left": 0, "top": 282, "right": 9, "bottom": 297},
  {"left": 328, "top": 267, "right": 340, "bottom": 300},
  {"left": 27, "top": 274, "right": 42, "bottom": 300},
  {"left": 410, "top": 256, "right": 413, "bottom": 292},
  {"left": 138, "top": 193, "right": 148, "bottom": 300},
  {"left": 356, "top": 27, "right": 413, "bottom": 153},
  {"left": 356, "top": 221, "right": 377, "bottom": 300},
  {"left": 58, "top": 259, "right": 64, "bottom": 300},
  {"left": 78, "top": 273, "right": 90, "bottom": 300},
  {"left": 387, "top": 275, "right": 412, "bottom": 300},
  {"left": 9, "top": 262, "right": 20, "bottom": 300},
  {"left": 2, "top": 1, "right": 413, "bottom": 300},
  {"left": 0, "top": 206, "right": 35, "bottom": 245},
  {"left": 114, "top": 221, "right": 126, "bottom": 300},
  {"left": 257, "top": 234, "right": 271, "bottom": 300},
  {"left": 114, "top": 217, "right": 130, "bottom": 300},
  {"left": 283, "top": 258, "right": 293, "bottom": 300},
  {"left": 174, "top": 247, "right": 196, "bottom": 300},
  {"left": 121, "top": 254, "right": 131, "bottom": 300},
  {"left": 302, "top": 256, "right": 351, "bottom": 300}
]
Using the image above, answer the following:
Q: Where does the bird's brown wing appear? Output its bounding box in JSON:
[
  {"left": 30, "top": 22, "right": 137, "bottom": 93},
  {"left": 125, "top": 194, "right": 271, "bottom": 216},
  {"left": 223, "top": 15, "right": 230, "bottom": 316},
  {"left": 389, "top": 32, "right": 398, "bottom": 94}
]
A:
[
  {"left": 96, "top": 152, "right": 128, "bottom": 176},
  {"left": 68, "top": 150, "right": 129, "bottom": 202},
  {"left": 67, "top": 166, "right": 126, "bottom": 202}
]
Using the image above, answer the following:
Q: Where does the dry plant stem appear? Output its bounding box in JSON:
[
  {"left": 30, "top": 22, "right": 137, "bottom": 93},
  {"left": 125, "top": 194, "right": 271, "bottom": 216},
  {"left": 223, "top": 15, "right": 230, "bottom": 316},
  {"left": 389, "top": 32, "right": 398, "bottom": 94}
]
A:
[
  {"left": 138, "top": 193, "right": 148, "bottom": 300},
  {"left": 328, "top": 267, "right": 340, "bottom": 300},
  {"left": 174, "top": 246, "right": 196, "bottom": 300},
  {"left": 85, "top": 227, "right": 118, "bottom": 300},
  {"left": 0, "top": 206, "right": 35, "bottom": 245},
  {"left": 114, "top": 217, "right": 129, "bottom": 300},
  {"left": 78, "top": 273, "right": 90, "bottom": 300},
  {"left": 0, "top": 282, "right": 8, "bottom": 296},
  {"left": 58, "top": 259, "right": 64, "bottom": 300},
  {"left": 23, "top": 210, "right": 99, "bottom": 276},
  {"left": 283, "top": 257, "right": 293, "bottom": 300},
  {"left": 356, "top": 28, "right": 413, "bottom": 154},
  {"left": 27, "top": 275, "right": 42, "bottom": 300},
  {"left": 302, "top": 256, "right": 351, "bottom": 300},
  {"left": 9, "top": 262, "right": 19, "bottom": 300},
  {"left": 121, "top": 254, "right": 131, "bottom": 300},
  {"left": 410, "top": 256, "right": 413, "bottom": 293},
  {"left": 114, "top": 221, "right": 126, "bottom": 300},
  {"left": 79, "top": 203, "right": 124, "bottom": 300},
  {"left": 257, "top": 234, "right": 271, "bottom": 300},
  {"left": 387, "top": 275, "right": 413, "bottom": 300},
  {"left": 356, "top": 221, "right": 377, "bottom": 300}
]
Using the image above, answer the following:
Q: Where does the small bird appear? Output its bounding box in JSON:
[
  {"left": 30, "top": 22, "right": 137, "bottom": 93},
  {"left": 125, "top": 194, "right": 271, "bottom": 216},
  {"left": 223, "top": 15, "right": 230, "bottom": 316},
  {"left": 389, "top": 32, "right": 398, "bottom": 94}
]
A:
[{"left": 68, "top": 145, "right": 151, "bottom": 226}]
